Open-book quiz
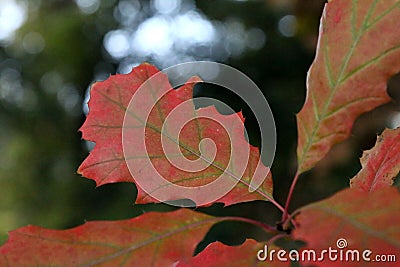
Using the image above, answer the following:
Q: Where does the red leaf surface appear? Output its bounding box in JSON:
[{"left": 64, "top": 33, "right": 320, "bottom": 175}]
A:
[
  {"left": 78, "top": 63, "right": 273, "bottom": 206},
  {"left": 0, "top": 209, "right": 228, "bottom": 266},
  {"left": 178, "top": 240, "right": 290, "bottom": 267},
  {"left": 296, "top": 0, "right": 400, "bottom": 174},
  {"left": 293, "top": 187, "right": 400, "bottom": 267},
  {"left": 350, "top": 128, "right": 400, "bottom": 192}
]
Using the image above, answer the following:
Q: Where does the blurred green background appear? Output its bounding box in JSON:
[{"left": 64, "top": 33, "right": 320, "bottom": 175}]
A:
[{"left": 1, "top": 0, "right": 399, "bottom": 246}]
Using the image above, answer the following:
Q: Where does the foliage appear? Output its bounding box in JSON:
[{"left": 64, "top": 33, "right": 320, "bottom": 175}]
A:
[
  {"left": 77, "top": 64, "right": 274, "bottom": 206},
  {"left": 1, "top": 0, "right": 400, "bottom": 266}
]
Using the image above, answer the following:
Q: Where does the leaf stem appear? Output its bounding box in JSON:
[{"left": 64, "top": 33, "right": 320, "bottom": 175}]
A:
[
  {"left": 270, "top": 198, "right": 286, "bottom": 214},
  {"left": 266, "top": 233, "right": 288, "bottom": 246},
  {"left": 281, "top": 171, "right": 300, "bottom": 223},
  {"left": 223, "top": 216, "right": 278, "bottom": 233}
]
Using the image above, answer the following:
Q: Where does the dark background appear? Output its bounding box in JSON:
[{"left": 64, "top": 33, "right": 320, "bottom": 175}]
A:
[{"left": 1, "top": 0, "right": 399, "bottom": 246}]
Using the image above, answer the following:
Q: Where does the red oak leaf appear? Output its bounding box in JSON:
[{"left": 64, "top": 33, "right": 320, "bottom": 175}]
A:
[
  {"left": 0, "top": 209, "right": 227, "bottom": 266},
  {"left": 178, "top": 240, "right": 290, "bottom": 267},
  {"left": 350, "top": 127, "right": 400, "bottom": 192},
  {"left": 293, "top": 187, "right": 400, "bottom": 267},
  {"left": 296, "top": 0, "right": 400, "bottom": 174},
  {"left": 78, "top": 63, "right": 274, "bottom": 207}
]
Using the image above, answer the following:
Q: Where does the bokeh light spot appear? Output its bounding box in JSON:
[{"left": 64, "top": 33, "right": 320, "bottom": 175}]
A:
[
  {"left": 0, "top": 0, "right": 26, "bottom": 42},
  {"left": 278, "top": 15, "right": 297, "bottom": 37}
]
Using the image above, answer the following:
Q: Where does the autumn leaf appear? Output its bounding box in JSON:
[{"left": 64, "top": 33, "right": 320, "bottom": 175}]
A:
[
  {"left": 78, "top": 65, "right": 160, "bottom": 185},
  {"left": 0, "top": 209, "right": 233, "bottom": 266},
  {"left": 178, "top": 240, "right": 290, "bottom": 267},
  {"left": 350, "top": 127, "right": 400, "bottom": 192},
  {"left": 78, "top": 63, "right": 274, "bottom": 206},
  {"left": 293, "top": 187, "right": 400, "bottom": 267},
  {"left": 296, "top": 0, "right": 400, "bottom": 174}
]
